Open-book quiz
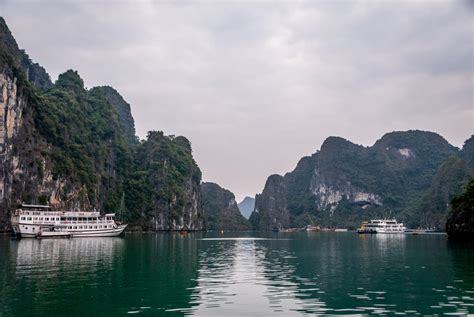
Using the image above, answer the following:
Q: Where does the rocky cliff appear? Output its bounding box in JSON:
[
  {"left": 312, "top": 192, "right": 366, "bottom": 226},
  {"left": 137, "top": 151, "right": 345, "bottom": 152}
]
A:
[
  {"left": 201, "top": 182, "right": 251, "bottom": 231},
  {"left": 91, "top": 86, "right": 137, "bottom": 146},
  {"left": 0, "top": 17, "right": 203, "bottom": 231},
  {"left": 251, "top": 131, "right": 472, "bottom": 230},
  {"left": 250, "top": 175, "right": 289, "bottom": 231},
  {"left": 128, "top": 132, "right": 204, "bottom": 231},
  {"left": 0, "top": 17, "right": 51, "bottom": 89}
]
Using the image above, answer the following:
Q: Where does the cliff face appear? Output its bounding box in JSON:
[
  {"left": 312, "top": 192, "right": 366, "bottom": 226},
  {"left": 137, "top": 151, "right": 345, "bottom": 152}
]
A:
[
  {"left": 91, "top": 86, "right": 137, "bottom": 146},
  {"left": 460, "top": 136, "right": 474, "bottom": 169},
  {"left": 0, "top": 17, "right": 52, "bottom": 89},
  {"left": 201, "top": 182, "right": 251, "bottom": 231},
  {"left": 411, "top": 156, "right": 474, "bottom": 229},
  {"left": 250, "top": 175, "right": 289, "bottom": 231},
  {"left": 128, "top": 132, "right": 204, "bottom": 231},
  {"left": 251, "top": 130, "right": 469, "bottom": 230},
  {"left": 0, "top": 18, "right": 203, "bottom": 231}
]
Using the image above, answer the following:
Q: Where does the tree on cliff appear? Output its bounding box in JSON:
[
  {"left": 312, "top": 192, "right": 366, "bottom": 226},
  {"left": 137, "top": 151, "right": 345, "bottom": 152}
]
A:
[{"left": 446, "top": 178, "right": 474, "bottom": 238}]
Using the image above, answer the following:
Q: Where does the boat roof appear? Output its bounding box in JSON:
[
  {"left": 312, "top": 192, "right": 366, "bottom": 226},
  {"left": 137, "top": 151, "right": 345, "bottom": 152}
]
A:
[{"left": 16, "top": 209, "right": 115, "bottom": 217}]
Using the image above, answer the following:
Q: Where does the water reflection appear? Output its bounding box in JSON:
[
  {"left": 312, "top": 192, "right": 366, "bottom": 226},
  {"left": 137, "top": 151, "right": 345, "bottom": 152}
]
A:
[
  {"left": 189, "top": 233, "right": 474, "bottom": 316},
  {"left": 1, "top": 233, "right": 473, "bottom": 316},
  {"left": 190, "top": 237, "right": 327, "bottom": 316},
  {"left": 14, "top": 237, "right": 124, "bottom": 270}
]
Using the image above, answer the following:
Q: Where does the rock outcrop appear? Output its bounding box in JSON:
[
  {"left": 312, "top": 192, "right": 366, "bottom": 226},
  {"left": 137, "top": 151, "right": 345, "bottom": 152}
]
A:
[
  {"left": 201, "top": 182, "right": 251, "bottom": 231},
  {"left": 250, "top": 175, "right": 289, "bottom": 231},
  {"left": 129, "top": 132, "right": 204, "bottom": 231},
  {"left": 91, "top": 86, "right": 137, "bottom": 146},
  {"left": 0, "top": 17, "right": 52, "bottom": 89},
  {"left": 251, "top": 130, "right": 471, "bottom": 230}
]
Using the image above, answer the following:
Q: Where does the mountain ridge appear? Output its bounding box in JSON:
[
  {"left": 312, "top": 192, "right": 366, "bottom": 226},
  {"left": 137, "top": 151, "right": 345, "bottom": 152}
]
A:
[{"left": 251, "top": 130, "right": 472, "bottom": 230}]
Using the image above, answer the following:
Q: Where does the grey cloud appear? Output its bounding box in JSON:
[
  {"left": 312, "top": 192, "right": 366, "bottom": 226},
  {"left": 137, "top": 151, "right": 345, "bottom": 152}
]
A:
[{"left": 1, "top": 0, "right": 472, "bottom": 200}]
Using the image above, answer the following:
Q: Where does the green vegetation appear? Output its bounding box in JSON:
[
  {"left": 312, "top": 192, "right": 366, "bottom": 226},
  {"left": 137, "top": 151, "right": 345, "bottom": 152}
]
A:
[
  {"left": 201, "top": 182, "right": 251, "bottom": 231},
  {"left": 31, "top": 70, "right": 132, "bottom": 212},
  {"left": 446, "top": 178, "right": 474, "bottom": 238},
  {"left": 0, "top": 16, "right": 204, "bottom": 230},
  {"left": 253, "top": 130, "right": 471, "bottom": 230},
  {"left": 126, "top": 132, "right": 203, "bottom": 229}
]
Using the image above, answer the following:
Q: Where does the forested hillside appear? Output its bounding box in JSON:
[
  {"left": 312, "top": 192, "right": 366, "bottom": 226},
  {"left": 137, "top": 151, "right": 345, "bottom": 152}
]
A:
[{"left": 0, "top": 17, "right": 204, "bottom": 231}]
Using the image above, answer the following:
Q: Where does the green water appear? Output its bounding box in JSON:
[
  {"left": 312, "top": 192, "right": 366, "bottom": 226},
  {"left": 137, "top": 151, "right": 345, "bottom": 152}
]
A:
[{"left": 0, "top": 232, "right": 473, "bottom": 316}]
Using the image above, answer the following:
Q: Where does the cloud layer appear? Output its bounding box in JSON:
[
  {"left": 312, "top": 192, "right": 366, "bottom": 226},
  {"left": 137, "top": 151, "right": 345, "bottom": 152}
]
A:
[{"left": 2, "top": 0, "right": 473, "bottom": 200}]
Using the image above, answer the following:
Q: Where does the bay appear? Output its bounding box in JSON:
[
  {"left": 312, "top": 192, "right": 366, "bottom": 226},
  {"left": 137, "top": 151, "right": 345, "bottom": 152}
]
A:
[{"left": 0, "top": 232, "right": 473, "bottom": 316}]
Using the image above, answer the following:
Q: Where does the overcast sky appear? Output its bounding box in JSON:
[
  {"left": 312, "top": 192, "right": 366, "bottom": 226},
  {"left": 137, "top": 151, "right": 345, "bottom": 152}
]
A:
[{"left": 1, "top": 0, "right": 473, "bottom": 200}]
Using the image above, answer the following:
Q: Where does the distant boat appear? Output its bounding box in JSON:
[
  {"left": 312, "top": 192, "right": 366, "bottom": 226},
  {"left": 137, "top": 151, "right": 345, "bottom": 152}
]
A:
[
  {"left": 357, "top": 219, "right": 406, "bottom": 234},
  {"left": 11, "top": 204, "right": 127, "bottom": 238}
]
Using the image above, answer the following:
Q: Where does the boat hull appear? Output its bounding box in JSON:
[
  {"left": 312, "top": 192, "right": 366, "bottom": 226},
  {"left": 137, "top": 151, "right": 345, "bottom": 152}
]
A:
[
  {"left": 70, "top": 225, "right": 127, "bottom": 237},
  {"left": 16, "top": 225, "right": 127, "bottom": 238}
]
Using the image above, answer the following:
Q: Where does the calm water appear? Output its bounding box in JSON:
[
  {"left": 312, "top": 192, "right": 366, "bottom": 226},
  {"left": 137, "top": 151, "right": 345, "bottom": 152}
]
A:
[{"left": 1, "top": 232, "right": 473, "bottom": 316}]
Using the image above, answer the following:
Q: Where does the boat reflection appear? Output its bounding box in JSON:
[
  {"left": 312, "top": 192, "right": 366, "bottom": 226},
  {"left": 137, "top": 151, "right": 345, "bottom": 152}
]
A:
[{"left": 14, "top": 238, "right": 124, "bottom": 277}]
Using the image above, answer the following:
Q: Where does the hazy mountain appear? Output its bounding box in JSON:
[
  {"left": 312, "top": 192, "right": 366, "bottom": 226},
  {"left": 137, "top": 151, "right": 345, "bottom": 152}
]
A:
[{"left": 237, "top": 196, "right": 255, "bottom": 219}]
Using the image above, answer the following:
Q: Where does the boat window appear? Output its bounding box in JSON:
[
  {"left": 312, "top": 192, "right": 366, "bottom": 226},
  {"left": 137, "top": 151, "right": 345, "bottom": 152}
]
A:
[
  {"left": 89, "top": 226, "right": 92, "bottom": 229},
  {"left": 27, "top": 217, "right": 32, "bottom": 220},
  {"left": 21, "top": 217, "right": 25, "bottom": 220},
  {"left": 73, "top": 226, "right": 77, "bottom": 229}
]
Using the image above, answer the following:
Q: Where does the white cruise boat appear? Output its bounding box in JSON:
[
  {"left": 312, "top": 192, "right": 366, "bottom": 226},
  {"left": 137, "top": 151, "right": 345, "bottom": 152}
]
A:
[
  {"left": 11, "top": 205, "right": 127, "bottom": 238},
  {"left": 358, "top": 219, "right": 406, "bottom": 234}
]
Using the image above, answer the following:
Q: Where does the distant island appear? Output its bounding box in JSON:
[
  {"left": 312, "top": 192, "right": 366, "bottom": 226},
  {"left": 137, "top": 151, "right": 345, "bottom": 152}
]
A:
[
  {"left": 238, "top": 197, "right": 255, "bottom": 219},
  {"left": 250, "top": 132, "right": 473, "bottom": 231}
]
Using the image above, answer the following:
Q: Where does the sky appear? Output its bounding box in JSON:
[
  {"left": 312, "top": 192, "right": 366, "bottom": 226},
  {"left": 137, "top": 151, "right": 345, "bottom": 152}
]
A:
[{"left": 1, "top": 0, "right": 473, "bottom": 201}]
